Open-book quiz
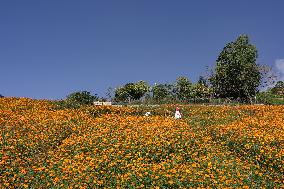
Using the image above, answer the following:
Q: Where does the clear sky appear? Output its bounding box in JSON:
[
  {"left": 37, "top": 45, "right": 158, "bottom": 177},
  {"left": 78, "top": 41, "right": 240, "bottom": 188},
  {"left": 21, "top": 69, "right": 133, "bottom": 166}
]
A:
[{"left": 1, "top": 0, "right": 284, "bottom": 99}]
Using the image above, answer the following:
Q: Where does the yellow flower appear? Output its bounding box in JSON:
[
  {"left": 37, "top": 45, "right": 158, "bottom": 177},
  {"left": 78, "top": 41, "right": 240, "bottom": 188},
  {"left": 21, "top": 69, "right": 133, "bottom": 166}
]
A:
[{"left": 168, "top": 180, "right": 174, "bottom": 185}]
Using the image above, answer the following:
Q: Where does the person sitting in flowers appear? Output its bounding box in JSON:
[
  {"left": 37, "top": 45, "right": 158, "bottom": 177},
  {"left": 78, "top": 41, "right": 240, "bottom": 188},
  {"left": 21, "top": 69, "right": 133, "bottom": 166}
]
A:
[
  {"left": 175, "top": 107, "right": 182, "bottom": 119},
  {"left": 145, "top": 112, "right": 151, "bottom": 117}
]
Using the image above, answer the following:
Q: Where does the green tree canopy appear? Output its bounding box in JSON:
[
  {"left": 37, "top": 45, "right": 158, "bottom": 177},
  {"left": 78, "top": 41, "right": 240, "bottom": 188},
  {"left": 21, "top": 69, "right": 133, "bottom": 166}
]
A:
[
  {"left": 152, "top": 83, "right": 173, "bottom": 102},
  {"left": 271, "top": 81, "right": 284, "bottom": 95},
  {"left": 114, "top": 87, "right": 129, "bottom": 102},
  {"left": 209, "top": 35, "right": 261, "bottom": 102},
  {"left": 197, "top": 76, "right": 208, "bottom": 87},
  {"left": 66, "top": 91, "right": 98, "bottom": 106},
  {"left": 174, "top": 76, "right": 192, "bottom": 101},
  {"left": 114, "top": 81, "right": 150, "bottom": 102},
  {"left": 191, "top": 82, "right": 211, "bottom": 100}
]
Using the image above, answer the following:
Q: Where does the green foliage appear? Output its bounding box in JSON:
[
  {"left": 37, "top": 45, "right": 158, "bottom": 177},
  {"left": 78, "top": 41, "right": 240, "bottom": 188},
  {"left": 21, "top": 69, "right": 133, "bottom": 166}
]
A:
[
  {"left": 66, "top": 91, "right": 98, "bottom": 106},
  {"left": 114, "top": 81, "right": 150, "bottom": 102},
  {"left": 271, "top": 81, "right": 284, "bottom": 95},
  {"left": 53, "top": 91, "right": 98, "bottom": 109},
  {"left": 152, "top": 84, "right": 174, "bottom": 103},
  {"left": 174, "top": 76, "right": 192, "bottom": 101},
  {"left": 191, "top": 83, "right": 211, "bottom": 100},
  {"left": 256, "top": 90, "right": 284, "bottom": 105},
  {"left": 256, "top": 81, "right": 284, "bottom": 104},
  {"left": 197, "top": 76, "right": 208, "bottom": 87},
  {"left": 133, "top": 81, "right": 150, "bottom": 100},
  {"left": 210, "top": 35, "right": 261, "bottom": 102},
  {"left": 114, "top": 87, "right": 129, "bottom": 102},
  {"left": 114, "top": 77, "right": 212, "bottom": 104},
  {"left": 124, "top": 83, "right": 139, "bottom": 100}
]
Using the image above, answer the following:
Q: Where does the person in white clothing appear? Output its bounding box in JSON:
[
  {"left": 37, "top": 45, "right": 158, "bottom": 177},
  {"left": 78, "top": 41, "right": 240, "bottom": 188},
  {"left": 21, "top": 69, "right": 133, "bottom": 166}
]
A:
[
  {"left": 145, "top": 112, "right": 151, "bottom": 117},
  {"left": 175, "top": 107, "right": 182, "bottom": 119}
]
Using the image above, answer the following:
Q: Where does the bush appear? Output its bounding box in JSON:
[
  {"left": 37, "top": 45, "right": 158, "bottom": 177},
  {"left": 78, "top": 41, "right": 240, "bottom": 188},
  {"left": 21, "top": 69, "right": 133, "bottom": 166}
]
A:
[
  {"left": 66, "top": 91, "right": 98, "bottom": 106},
  {"left": 52, "top": 91, "right": 99, "bottom": 109},
  {"left": 256, "top": 91, "right": 284, "bottom": 105}
]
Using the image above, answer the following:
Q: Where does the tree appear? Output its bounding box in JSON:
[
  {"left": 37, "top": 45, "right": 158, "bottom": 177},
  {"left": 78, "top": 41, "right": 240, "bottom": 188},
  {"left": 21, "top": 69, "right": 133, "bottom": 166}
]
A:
[
  {"left": 114, "top": 87, "right": 129, "bottom": 102},
  {"left": 209, "top": 35, "right": 261, "bottom": 102},
  {"left": 152, "top": 83, "right": 174, "bottom": 103},
  {"left": 114, "top": 81, "right": 150, "bottom": 102},
  {"left": 66, "top": 91, "right": 98, "bottom": 106},
  {"left": 135, "top": 80, "right": 150, "bottom": 100},
  {"left": 125, "top": 81, "right": 150, "bottom": 100},
  {"left": 191, "top": 82, "right": 211, "bottom": 100},
  {"left": 197, "top": 76, "right": 208, "bottom": 87},
  {"left": 275, "top": 80, "right": 284, "bottom": 88},
  {"left": 174, "top": 76, "right": 192, "bottom": 101},
  {"left": 0, "top": 94, "right": 3, "bottom": 98},
  {"left": 271, "top": 81, "right": 284, "bottom": 95}
]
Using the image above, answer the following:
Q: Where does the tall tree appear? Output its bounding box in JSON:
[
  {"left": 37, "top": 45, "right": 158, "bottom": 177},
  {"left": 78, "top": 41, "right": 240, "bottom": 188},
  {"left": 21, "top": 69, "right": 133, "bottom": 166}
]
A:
[{"left": 210, "top": 35, "right": 261, "bottom": 102}]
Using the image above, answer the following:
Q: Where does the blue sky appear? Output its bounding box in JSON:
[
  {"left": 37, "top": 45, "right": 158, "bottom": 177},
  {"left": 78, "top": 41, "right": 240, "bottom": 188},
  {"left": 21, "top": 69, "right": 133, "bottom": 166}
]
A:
[{"left": 1, "top": 0, "right": 284, "bottom": 99}]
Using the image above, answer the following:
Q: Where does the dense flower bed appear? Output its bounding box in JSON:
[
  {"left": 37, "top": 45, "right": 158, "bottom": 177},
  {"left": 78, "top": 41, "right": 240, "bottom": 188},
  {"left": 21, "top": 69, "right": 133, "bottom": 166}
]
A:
[
  {"left": 210, "top": 105, "right": 284, "bottom": 178},
  {"left": 0, "top": 98, "right": 283, "bottom": 188}
]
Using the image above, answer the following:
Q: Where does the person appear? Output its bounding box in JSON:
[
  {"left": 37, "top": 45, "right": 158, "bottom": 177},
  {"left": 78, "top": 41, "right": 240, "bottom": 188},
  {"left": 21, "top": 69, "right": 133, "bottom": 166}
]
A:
[
  {"left": 145, "top": 112, "right": 151, "bottom": 117},
  {"left": 175, "top": 107, "right": 182, "bottom": 119}
]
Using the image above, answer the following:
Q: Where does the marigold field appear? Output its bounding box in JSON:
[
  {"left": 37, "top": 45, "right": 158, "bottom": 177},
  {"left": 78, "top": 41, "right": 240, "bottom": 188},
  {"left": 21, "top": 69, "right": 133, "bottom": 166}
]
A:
[{"left": 0, "top": 98, "right": 283, "bottom": 188}]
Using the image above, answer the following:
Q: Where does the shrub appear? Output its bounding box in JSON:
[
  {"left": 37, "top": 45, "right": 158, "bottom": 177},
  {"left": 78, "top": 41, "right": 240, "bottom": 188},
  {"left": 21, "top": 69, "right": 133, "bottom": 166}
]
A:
[
  {"left": 256, "top": 91, "right": 284, "bottom": 105},
  {"left": 66, "top": 91, "right": 98, "bottom": 107},
  {"left": 53, "top": 91, "right": 99, "bottom": 109}
]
